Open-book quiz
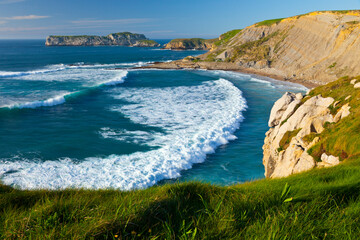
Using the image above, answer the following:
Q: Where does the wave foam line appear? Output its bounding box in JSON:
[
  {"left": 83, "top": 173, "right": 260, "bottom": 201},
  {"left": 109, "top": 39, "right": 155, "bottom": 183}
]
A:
[
  {"left": 2, "top": 70, "right": 128, "bottom": 110},
  {"left": 0, "top": 64, "right": 66, "bottom": 78},
  {"left": 0, "top": 78, "right": 247, "bottom": 190}
]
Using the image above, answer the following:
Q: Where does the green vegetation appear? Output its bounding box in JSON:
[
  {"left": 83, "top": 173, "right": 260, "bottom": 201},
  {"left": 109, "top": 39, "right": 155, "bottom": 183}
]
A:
[
  {"left": 328, "top": 62, "right": 337, "bottom": 69},
  {"left": 228, "top": 31, "right": 279, "bottom": 62},
  {"left": 1, "top": 157, "right": 360, "bottom": 239},
  {"left": 305, "top": 76, "right": 360, "bottom": 162},
  {"left": 347, "top": 21, "right": 360, "bottom": 25},
  {"left": 256, "top": 18, "right": 284, "bottom": 27},
  {"left": 138, "top": 39, "right": 158, "bottom": 45},
  {"left": 214, "top": 29, "right": 242, "bottom": 46},
  {"left": 277, "top": 129, "right": 302, "bottom": 152}
]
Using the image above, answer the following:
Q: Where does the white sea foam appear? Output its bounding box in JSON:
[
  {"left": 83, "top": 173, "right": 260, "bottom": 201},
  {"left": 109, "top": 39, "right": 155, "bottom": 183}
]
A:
[
  {"left": 1, "top": 70, "right": 128, "bottom": 109},
  {"left": 206, "top": 70, "right": 308, "bottom": 91},
  {"left": 100, "top": 70, "right": 128, "bottom": 86},
  {"left": 0, "top": 64, "right": 66, "bottom": 78},
  {"left": 5, "top": 93, "right": 69, "bottom": 109},
  {"left": 99, "top": 127, "right": 161, "bottom": 146},
  {"left": 0, "top": 78, "right": 247, "bottom": 190}
]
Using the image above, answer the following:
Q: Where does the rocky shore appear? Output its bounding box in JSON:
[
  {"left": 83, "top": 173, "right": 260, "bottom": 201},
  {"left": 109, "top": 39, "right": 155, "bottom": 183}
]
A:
[{"left": 140, "top": 60, "right": 319, "bottom": 88}]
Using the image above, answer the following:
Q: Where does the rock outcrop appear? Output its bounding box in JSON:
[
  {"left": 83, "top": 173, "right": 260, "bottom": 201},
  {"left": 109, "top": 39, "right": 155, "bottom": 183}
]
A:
[
  {"left": 45, "top": 32, "right": 160, "bottom": 47},
  {"left": 263, "top": 91, "right": 351, "bottom": 178},
  {"left": 180, "top": 10, "right": 360, "bottom": 85},
  {"left": 163, "top": 38, "right": 215, "bottom": 50}
]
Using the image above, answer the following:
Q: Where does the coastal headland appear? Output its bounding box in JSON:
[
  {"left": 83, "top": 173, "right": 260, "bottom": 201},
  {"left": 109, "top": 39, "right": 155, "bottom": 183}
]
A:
[{"left": 144, "top": 10, "right": 360, "bottom": 88}]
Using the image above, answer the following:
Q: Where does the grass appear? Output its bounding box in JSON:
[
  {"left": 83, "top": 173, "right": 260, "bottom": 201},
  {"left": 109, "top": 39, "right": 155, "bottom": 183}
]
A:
[
  {"left": 138, "top": 40, "right": 158, "bottom": 45},
  {"left": 278, "top": 129, "right": 302, "bottom": 152},
  {"left": 214, "top": 29, "right": 242, "bottom": 46},
  {"left": 1, "top": 157, "right": 360, "bottom": 239},
  {"left": 328, "top": 62, "right": 337, "bottom": 69},
  {"left": 228, "top": 31, "right": 279, "bottom": 62},
  {"left": 305, "top": 76, "right": 360, "bottom": 161},
  {"left": 256, "top": 18, "right": 284, "bottom": 27}
]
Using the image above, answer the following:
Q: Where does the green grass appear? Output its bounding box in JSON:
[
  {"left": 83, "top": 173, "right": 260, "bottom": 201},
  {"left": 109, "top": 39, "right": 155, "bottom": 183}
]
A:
[
  {"left": 214, "top": 29, "right": 242, "bottom": 46},
  {"left": 1, "top": 157, "right": 360, "bottom": 239},
  {"left": 328, "top": 62, "right": 337, "bottom": 69},
  {"left": 256, "top": 18, "right": 284, "bottom": 27},
  {"left": 138, "top": 40, "right": 158, "bottom": 45},
  {"left": 306, "top": 76, "right": 360, "bottom": 161},
  {"left": 228, "top": 31, "right": 279, "bottom": 62},
  {"left": 278, "top": 129, "right": 302, "bottom": 152}
]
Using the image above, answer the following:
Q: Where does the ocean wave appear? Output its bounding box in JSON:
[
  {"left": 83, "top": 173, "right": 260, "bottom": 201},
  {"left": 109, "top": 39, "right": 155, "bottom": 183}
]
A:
[
  {"left": 0, "top": 64, "right": 66, "bottom": 78},
  {"left": 0, "top": 78, "right": 247, "bottom": 190},
  {"left": 1, "top": 70, "right": 128, "bottom": 110}
]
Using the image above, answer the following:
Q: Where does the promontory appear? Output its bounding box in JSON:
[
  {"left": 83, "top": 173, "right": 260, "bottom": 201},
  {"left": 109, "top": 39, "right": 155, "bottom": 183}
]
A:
[{"left": 45, "top": 32, "right": 160, "bottom": 47}]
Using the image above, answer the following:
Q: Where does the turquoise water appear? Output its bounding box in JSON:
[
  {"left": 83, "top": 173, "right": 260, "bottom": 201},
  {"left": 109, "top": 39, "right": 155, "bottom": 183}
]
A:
[{"left": 0, "top": 40, "right": 307, "bottom": 190}]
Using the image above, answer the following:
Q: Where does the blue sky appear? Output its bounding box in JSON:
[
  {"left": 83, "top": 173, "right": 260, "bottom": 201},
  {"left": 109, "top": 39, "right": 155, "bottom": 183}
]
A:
[{"left": 0, "top": 0, "right": 359, "bottom": 39}]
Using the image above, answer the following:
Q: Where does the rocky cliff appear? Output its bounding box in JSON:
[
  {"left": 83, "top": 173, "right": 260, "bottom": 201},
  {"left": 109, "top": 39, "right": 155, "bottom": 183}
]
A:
[
  {"left": 163, "top": 38, "right": 215, "bottom": 50},
  {"left": 263, "top": 76, "right": 360, "bottom": 178},
  {"left": 180, "top": 11, "right": 360, "bottom": 85},
  {"left": 45, "top": 32, "right": 160, "bottom": 47}
]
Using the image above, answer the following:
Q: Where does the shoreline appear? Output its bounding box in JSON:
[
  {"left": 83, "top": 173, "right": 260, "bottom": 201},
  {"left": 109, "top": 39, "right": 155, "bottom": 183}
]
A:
[{"left": 135, "top": 60, "right": 319, "bottom": 89}]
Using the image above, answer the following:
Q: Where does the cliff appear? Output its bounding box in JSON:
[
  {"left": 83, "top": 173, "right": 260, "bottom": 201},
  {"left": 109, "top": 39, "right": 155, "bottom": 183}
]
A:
[
  {"left": 263, "top": 76, "right": 360, "bottom": 178},
  {"left": 152, "top": 11, "right": 360, "bottom": 85},
  {"left": 163, "top": 38, "right": 216, "bottom": 50},
  {"left": 45, "top": 32, "right": 160, "bottom": 47}
]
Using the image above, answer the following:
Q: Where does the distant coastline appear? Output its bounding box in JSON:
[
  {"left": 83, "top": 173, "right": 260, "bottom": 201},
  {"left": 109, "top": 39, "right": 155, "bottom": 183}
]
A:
[{"left": 45, "top": 32, "right": 160, "bottom": 47}]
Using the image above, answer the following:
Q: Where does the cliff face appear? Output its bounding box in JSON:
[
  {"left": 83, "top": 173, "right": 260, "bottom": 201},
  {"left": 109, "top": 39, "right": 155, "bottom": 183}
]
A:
[
  {"left": 262, "top": 76, "right": 360, "bottom": 178},
  {"left": 163, "top": 38, "right": 215, "bottom": 50},
  {"left": 45, "top": 32, "right": 160, "bottom": 47},
  {"left": 198, "top": 11, "right": 360, "bottom": 85}
]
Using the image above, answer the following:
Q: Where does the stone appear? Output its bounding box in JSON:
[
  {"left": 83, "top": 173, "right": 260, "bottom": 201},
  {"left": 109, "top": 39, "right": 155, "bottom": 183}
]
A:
[
  {"left": 321, "top": 153, "right": 340, "bottom": 165},
  {"left": 268, "top": 92, "right": 298, "bottom": 127},
  {"left": 263, "top": 94, "right": 335, "bottom": 178},
  {"left": 354, "top": 82, "right": 360, "bottom": 88},
  {"left": 334, "top": 103, "right": 351, "bottom": 122},
  {"left": 351, "top": 79, "right": 357, "bottom": 85}
]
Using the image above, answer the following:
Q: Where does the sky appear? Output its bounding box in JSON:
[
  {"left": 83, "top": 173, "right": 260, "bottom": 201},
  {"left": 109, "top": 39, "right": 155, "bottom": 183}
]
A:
[{"left": 0, "top": 0, "right": 359, "bottom": 39}]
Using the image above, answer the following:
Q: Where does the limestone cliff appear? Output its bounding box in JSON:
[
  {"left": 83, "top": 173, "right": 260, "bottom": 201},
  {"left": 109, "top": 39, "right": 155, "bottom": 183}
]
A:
[
  {"left": 191, "top": 11, "right": 360, "bottom": 85},
  {"left": 263, "top": 76, "right": 358, "bottom": 178},
  {"left": 163, "top": 38, "right": 215, "bottom": 50},
  {"left": 45, "top": 32, "right": 160, "bottom": 47}
]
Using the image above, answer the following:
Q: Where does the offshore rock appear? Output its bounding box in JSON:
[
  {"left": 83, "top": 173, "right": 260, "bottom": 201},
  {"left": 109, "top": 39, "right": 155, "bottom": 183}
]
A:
[{"left": 45, "top": 32, "right": 160, "bottom": 47}]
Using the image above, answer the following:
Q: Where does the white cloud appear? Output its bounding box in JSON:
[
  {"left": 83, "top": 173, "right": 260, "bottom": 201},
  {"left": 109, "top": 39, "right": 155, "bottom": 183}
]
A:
[
  {"left": 0, "top": 0, "right": 25, "bottom": 4},
  {"left": 0, "top": 21, "right": 6, "bottom": 25},
  {"left": 71, "top": 18, "right": 152, "bottom": 25},
  {"left": 0, "top": 26, "right": 49, "bottom": 32},
  {"left": 3, "top": 15, "right": 50, "bottom": 20}
]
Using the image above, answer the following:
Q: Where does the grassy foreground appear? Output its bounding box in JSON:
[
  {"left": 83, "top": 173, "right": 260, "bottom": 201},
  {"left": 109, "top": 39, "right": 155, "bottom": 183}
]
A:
[{"left": 1, "top": 158, "right": 360, "bottom": 239}]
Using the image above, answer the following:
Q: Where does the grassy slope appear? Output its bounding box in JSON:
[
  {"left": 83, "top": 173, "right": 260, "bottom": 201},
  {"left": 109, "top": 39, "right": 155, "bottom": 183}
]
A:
[
  {"left": 305, "top": 76, "right": 360, "bottom": 161},
  {"left": 1, "top": 159, "right": 360, "bottom": 239}
]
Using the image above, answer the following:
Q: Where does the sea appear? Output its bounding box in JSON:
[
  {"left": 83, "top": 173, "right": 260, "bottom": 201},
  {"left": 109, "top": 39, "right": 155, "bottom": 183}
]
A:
[{"left": 0, "top": 39, "right": 307, "bottom": 190}]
